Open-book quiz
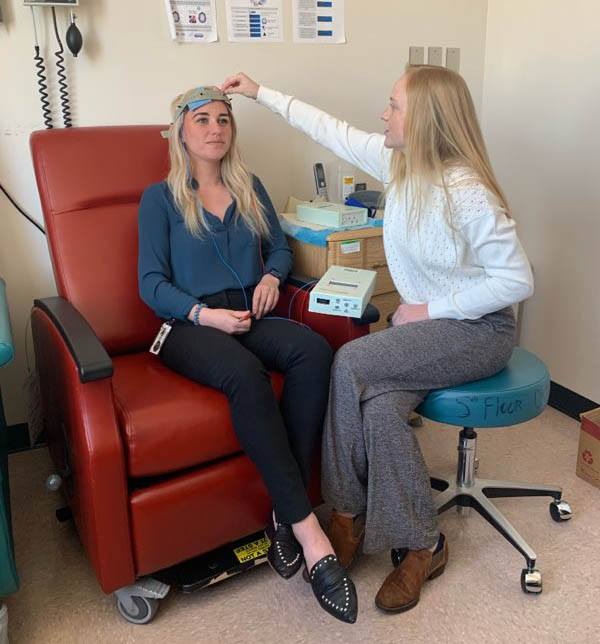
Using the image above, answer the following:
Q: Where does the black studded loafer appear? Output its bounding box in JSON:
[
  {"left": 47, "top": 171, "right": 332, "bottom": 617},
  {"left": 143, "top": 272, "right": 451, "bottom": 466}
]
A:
[
  {"left": 308, "top": 554, "right": 358, "bottom": 624},
  {"left": 265, "top": 522, "right": 303, "bottom": 579}
]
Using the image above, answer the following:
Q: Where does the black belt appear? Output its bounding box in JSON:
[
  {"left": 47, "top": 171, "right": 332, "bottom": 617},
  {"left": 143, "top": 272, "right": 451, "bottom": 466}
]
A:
[{"left": 201, "top": 287, "right": 256, "bottom": 311}]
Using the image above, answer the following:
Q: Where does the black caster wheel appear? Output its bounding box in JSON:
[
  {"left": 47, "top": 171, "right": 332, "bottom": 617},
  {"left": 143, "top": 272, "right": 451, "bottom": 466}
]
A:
[
  {"left": 116, "top": 596, "right": 159, "bottom": 625},
  {"left": 550, "top": 499, "right": 572, "bottom": 522},
  {"left": 391, "top": 548, "right": 409, "bottom": 568},
  {"left": 521, "top": 568, "right": 542, "bottom": 594},
  {"left": 55, "top": 506, "right": 73, "bottom": 523}
]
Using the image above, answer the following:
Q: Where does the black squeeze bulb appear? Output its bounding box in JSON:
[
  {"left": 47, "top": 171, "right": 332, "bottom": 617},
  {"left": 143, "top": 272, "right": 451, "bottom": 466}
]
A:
[{"left": 66, "top": 15, "right": 83, "bottom": 57}]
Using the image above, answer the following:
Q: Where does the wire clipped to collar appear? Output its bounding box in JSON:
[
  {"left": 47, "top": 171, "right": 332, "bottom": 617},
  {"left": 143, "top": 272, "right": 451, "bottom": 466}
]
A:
[{"left": 161, "top": 86, "right": 232, "bottom": 138}]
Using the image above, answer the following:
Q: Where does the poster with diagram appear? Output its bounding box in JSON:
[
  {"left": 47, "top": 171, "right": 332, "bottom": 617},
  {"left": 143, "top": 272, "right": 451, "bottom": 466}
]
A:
[
  {"left": 226, "top": 0, "right": 283, "bottom": 43},
  {"left": 164, "top": 0, "right": 218, "bottom": 43},
  {"left": 293, "top": 0, "right": 345, "bottom": 44}
]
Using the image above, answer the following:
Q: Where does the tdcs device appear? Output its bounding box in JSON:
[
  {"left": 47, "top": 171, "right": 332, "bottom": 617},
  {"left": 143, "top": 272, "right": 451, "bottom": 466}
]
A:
[
  {"left": 308, "top": 265, "right": 377, "bottom": 318},
  {"left": 297, "top": 201, "right": 368, "bottom": 229}
]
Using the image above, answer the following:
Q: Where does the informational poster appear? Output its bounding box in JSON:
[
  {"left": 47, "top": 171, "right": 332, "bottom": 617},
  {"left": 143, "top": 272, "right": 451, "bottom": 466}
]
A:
[
  {"left": 292, "top": 0, "right": 346, "bottom": 44},
  {"left": 226, "top": 0, "right": 283, "bottom": 43},
  {"left": 164, "top": 0, "right": 218, "bottom": 43}
]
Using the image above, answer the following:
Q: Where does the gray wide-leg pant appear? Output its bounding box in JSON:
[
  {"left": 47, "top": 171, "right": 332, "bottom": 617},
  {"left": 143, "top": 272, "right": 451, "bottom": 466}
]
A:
[{"left": 322, "top": 307, "right": 516, "bottom": 553}]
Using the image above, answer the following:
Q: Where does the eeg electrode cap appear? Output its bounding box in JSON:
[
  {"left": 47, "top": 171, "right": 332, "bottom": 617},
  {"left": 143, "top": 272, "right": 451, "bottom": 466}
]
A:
[{"left": 161, "top": 86, "right": 232, "bottom": 138}]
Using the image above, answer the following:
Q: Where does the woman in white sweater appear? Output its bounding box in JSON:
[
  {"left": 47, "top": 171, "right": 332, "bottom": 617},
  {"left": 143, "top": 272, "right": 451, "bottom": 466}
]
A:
[{"left": 222, "top": 66, "right": 533, "bottom": 614}]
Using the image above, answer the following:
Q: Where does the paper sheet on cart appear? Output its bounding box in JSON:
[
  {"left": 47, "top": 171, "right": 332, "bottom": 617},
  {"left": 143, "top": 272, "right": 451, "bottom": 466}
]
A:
[
  {"left": 164, "top": 0, "right": 218, "bottom": 43},
  {"left": 292, "top": 0, "right": 345, "bottom": 44},
  {"left": 226, "top": 0, "right": 283, "bottom": 43}
]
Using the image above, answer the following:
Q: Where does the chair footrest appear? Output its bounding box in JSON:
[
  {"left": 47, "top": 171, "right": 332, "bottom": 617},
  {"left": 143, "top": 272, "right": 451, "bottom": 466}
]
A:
[{"left": 154, "top": 530, "right": 269, "bottom": 593}]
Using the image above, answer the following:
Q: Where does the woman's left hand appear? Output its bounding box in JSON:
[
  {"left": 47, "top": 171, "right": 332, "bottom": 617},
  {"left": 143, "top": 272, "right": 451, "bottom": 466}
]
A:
[
  {"left": 391, "top": 303, "right": 430, "bottom": 326},
  {"left": 253, "top": 273, "right": 280, "bottom": 319}
]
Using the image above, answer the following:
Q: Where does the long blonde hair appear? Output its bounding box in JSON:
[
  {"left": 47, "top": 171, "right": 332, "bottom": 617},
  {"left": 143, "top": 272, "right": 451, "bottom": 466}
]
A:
[
  {"left": 389, "top": 65, "right": 510, "bottom": 226},
  {"left": 166, "top": 87, "right": 270, "bottom": 238}
]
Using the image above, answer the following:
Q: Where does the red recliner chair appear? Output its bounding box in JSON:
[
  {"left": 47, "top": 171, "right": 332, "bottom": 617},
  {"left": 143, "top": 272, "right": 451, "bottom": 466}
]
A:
[{"left": 30, "top": 125, "right": 376, "bottom": 624}]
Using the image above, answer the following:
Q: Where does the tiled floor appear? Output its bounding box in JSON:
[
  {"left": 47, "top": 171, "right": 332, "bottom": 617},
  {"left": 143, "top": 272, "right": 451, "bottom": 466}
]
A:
[{"left": 5, "top": 406, "right": 600, "bottom": 643}]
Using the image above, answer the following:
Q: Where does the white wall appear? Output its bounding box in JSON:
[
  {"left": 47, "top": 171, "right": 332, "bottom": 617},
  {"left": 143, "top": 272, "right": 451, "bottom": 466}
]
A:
[
  {"left": 0, "top": 0, "right": 489, "bottom": 426},
  {"left": 482, "top": 0, "right": 600, "bottom": 401}
]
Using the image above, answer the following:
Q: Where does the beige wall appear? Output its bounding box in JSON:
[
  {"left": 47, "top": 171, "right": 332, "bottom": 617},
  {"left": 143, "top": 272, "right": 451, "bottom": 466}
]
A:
[
  {"left": 482, "top": 0, "right": 600, "bottom": 401},
  {"left": 0, "top": 0, "right": 488, "bottom": 425}
]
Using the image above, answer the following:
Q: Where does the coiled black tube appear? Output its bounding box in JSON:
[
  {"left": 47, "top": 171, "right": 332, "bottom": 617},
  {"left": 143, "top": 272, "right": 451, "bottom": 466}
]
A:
[
  {"left": 34, "top": 45, "right": 53, "bottom": 129},
  {"left": 52, "top": 7, "right": 72, "bottom": 128}
]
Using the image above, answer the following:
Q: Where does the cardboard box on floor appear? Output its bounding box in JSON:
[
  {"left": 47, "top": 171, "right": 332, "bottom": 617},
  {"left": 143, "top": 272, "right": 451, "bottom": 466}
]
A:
[{"left": 577, "top": 408, "right": 600, "bottom": 489}]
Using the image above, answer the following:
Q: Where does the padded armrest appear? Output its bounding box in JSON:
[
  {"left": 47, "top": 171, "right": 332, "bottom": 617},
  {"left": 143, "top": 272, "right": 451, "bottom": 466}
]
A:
[
  {"left": 355, "top": 303, "right": 380, "bottom": 326},
  {"left": 285, "top": 275, "right": 380, "bottom": 326},
  {"left": 31, "top": 304, "right": 135, "bottom": 592},
  {"left": 0, "top": 279, "right": 14, "bottom": 367},
  {"left": 33, "top": 297, "right": 113, "bottom": 382},
  {"left": 277, "top": 274, "right": 379, "bottom": 352}
]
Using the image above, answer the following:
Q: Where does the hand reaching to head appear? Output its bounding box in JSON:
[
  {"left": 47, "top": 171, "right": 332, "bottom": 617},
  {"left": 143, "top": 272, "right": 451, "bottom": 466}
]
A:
[{"left": 221, "top": 73, "right": 260, "bottom": 100}]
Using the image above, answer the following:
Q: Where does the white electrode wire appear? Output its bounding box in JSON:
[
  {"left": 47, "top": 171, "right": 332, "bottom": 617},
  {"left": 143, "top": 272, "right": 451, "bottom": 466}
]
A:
[{"left": 30, "top": 7, "right": 39, "bottom": 47}]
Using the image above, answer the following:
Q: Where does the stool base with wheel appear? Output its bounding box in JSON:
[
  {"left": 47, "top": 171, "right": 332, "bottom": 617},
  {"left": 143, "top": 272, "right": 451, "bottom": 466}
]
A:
[{"left": 416, "top": 347, "right": 572, "bottom": 594}]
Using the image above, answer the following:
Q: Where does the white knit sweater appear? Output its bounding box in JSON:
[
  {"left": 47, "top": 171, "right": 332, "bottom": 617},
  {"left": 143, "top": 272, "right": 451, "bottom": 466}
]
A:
[{"left": 257, "top": 86, "right": 534, "bottom": 320}]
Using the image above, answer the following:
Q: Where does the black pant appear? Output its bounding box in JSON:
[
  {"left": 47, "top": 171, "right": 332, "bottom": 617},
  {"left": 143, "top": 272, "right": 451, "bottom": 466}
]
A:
[{"left": 160, "top": 289, "right": 333, "bottom": 524}]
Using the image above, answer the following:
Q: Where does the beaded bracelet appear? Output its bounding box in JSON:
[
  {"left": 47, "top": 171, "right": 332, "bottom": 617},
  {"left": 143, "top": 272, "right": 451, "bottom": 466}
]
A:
[{"left": 193, "top": 303, "right": 206, "bottom": 326}]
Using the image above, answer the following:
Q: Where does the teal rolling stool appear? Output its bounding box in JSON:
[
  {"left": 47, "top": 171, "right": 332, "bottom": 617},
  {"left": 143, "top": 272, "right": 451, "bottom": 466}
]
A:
[
  {"left": 1, "top": 279, "right": 19, "bottom": 642},
  {"left": 416, "top": 347, "right": 572, "bottom": 594}
]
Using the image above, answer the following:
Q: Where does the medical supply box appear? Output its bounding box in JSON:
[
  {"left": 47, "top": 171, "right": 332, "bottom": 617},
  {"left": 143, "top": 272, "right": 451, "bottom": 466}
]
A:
[
  {"left": 296, "top": 201, "right": 368, "bottom": 229},
  {"left": 308, "top": 265, "right": 376, "bottom": 318},
  {"left": 577, "top": 408, "right": 600, "bottom": 489}
]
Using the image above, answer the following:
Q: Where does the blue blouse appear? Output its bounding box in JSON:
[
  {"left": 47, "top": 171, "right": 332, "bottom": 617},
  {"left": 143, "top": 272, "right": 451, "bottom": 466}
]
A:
[{"left": 138, "top": 176, "right": 293, "bottom": 320}]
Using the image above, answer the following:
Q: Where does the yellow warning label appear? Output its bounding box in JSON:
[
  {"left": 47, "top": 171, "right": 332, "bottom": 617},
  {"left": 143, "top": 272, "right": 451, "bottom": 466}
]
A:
[{"left": 233, "top": 536, "right": 271, "bottom": 563}]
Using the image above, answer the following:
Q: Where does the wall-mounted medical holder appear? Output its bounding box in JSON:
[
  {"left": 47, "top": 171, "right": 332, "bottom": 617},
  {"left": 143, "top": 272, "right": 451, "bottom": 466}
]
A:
[{"left": 25, "top": 1, "right": 83, "bottom": 129}]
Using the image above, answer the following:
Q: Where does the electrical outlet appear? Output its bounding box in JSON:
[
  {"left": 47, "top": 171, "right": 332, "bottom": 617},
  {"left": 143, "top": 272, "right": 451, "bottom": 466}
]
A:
[
  {"left": 446, "top": 47, "right": 460, "bottom": 72},
  {"left": 409, "top": 46, "right": 424, "bottom": 65},
  {"left": 428, "top": 47, "right": 443, "bottom": 66}
]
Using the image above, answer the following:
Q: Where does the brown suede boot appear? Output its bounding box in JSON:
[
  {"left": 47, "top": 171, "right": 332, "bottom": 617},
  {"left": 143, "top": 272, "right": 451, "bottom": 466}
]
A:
[
  {"left": 375, "top": 535, "right": 448, "bottom": 613},
  {"left": 327, "top": 511, "right": 365, "bottom": 569}
]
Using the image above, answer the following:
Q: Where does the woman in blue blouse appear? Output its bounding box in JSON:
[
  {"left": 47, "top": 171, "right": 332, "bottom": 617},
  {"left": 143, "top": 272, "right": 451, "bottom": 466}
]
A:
[{"left": 138, "top": 86, "right": 357, "bottom": 624}]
